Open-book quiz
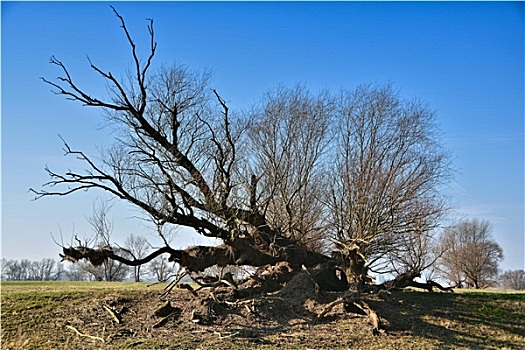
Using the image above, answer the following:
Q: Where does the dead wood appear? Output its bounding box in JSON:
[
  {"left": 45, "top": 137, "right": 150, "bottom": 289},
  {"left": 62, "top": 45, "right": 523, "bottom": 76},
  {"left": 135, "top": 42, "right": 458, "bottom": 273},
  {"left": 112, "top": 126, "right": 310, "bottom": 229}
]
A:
[
  {"left": 378, "top": 271, "right": 454, "bottom": 292},
  {"left": 151, "top": 301, "right": 182, "bottom": 328},
  {"left": 316, "top": 288, "right": 386, "bottom": 335},
  {"left": 426, "top": 280, "right": 455, "bottom": 292},
  {"left": 65, "top": 325, "right": 105, "bottom": 343},
  {"left": 177, "top": 283, "right": 198, "bottom": 296},
  {"left": 59, "top": 243, "right": 446, "bottom": 337},
  {"left": 377, "top": 270, "right": 452, "bottom": 292},
  {"left": 153, "top": 301, "right": 175, "bottom": 317},
  {"left": 317, "top": 290, "right": 360, "bottom": 320},
  {"left": 102, "top": 305, "right": 122, "bottom": 324},
  {"left": 152, "top": 310, "right": 181, "bottom": 328}
]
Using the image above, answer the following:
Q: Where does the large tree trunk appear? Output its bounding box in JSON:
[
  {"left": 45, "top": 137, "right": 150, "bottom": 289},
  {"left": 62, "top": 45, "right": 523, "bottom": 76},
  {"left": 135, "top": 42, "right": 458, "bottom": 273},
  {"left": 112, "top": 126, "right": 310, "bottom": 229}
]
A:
[{"left": 60, "top": 235, "right": 343, "bottom": 289}]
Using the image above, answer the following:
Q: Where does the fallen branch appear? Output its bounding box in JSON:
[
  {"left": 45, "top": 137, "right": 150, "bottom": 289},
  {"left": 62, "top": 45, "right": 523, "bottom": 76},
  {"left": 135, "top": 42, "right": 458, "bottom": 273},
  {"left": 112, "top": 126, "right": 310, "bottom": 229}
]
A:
[
  {"left": 153, "top": 301, "right": 175, "bottom": 317},
  {"left": 102, "top": 305, "right": 122, "bottom": 324},
  {"left": 65, "top": 325, "right": 105, "bottom": 343},
  {"left": 426, "top": 280, "right": 454, "bottom": 292},
  {"left": 317, "top": 290, "right": 383, "bottom": 335},
  {"left": 403, "top": 280, "right": 454, "bottom": 292},
  {"left": 213, "top": 330, "right": 240, "bottom": 339},
  {"left": 377, "top": 271, "right": 454, "bottom": 294},
  {"left": 152, "top": 301, "right": 182, "bottom": 328},
  {"left": 160, "top": 270, "right": 189, "bottom": 298},
  {"left": 191, "top": 272, "right": 238, "bottom": 291}
]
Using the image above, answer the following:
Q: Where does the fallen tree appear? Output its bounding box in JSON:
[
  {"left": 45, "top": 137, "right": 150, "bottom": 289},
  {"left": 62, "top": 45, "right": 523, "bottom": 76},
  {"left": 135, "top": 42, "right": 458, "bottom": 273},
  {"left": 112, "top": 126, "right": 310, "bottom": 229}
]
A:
[
  {"left": 33, "top": 7, "right": 453, "bottom": 335},
  {"left": 57, "top": 242, "right": 452, "bottom": 335}
]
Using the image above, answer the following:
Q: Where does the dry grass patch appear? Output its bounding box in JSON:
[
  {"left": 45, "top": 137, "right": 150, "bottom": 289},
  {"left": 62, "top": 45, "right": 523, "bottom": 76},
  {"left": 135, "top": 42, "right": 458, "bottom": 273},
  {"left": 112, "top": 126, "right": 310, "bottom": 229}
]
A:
[{"left": 1, "top": 282, "right": 524, "bottom": 349}]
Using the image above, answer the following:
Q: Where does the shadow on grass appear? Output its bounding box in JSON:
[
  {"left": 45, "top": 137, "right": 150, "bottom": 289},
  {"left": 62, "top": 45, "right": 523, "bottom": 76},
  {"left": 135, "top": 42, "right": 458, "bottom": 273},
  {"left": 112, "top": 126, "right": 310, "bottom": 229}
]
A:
[
  {"left": 370, "top": 290, "right": 525, "bottom": 349},
  {"left": 3, "top": 282, "right": 523, "bottom": 349},
  {"left": 187, "top": 289, "right": 525, "bottom": 349}
]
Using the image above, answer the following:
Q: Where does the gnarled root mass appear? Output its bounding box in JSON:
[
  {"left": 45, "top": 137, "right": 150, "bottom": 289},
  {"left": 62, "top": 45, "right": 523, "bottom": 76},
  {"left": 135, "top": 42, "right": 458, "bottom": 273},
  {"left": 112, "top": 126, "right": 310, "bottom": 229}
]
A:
[{"left": 60, "top": 244, "right": 452, "bottom": 335}]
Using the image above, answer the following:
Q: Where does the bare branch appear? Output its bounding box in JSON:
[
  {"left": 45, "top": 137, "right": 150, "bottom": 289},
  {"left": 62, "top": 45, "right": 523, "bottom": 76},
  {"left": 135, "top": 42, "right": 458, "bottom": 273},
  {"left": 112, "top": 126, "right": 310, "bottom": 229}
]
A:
[{"left": 110, "top": 6, "right": 156, "bottom": 114}]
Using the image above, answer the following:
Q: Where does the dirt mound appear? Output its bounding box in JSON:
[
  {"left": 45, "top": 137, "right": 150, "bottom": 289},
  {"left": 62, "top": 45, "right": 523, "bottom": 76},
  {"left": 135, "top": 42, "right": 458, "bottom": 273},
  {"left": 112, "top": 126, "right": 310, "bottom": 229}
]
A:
[
  {"left": 278, "top": 272, "right": 318, "bottom": 304},
  {"left": 3, "top": 282, "right": 525, "bottom": 349}
]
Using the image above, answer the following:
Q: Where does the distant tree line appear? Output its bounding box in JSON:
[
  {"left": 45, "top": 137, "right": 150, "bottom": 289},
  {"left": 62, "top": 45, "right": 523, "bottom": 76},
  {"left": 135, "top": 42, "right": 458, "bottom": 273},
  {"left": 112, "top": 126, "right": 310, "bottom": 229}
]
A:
[
  {"left": 1, "top": 251, "right": 178, "bottom": 282},
  {"left": 1, "top": 258, "right": 64, "bottom": 281}
]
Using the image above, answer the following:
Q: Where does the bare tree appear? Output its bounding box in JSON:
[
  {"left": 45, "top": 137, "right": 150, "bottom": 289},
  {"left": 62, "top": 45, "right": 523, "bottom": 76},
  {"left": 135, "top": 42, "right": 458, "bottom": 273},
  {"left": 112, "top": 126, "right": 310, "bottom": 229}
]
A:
[
  {"left": 33, "top": 7, "right": 332, "bottom": 289},
  {"left": 327, "top": 84, "right": 452, "bottom": 289},
  {"left": 123, "top": 234, "right": 150, "bottom": 282},
  {"left": 3, "top": 259, "right": 31, "bottom": 280},
  {"left": 388, "top": 231, "right": 442, "bottom": 278},
  {"left": 28, "top": 258, "right": 59, "bottom": 281},
  {"left": 31, "top": 8, "right": 455, "bottom": 334},
  {"left": 439, "top": 218, "right": 503, "bottom": 289},
  {"left": 65, "top": 262, "right": 90, "bottom": 281},
  {"left": 2, "top": 259, "right": 16, "bottom": 280},
  {"left": 148, "top": 256, "right": 178, "bottom": 282},
  {"left": 72, "top": 199, "right": 131, "bottom": 282},
  {"left": 1, "top": 259, "right": 12, "bottom": 280},
  {"left": 87, "top": 200, "right": 114, "bottom": 246},
  {"left": 499, "top": 270, "right": 525, "bottom": 290}
]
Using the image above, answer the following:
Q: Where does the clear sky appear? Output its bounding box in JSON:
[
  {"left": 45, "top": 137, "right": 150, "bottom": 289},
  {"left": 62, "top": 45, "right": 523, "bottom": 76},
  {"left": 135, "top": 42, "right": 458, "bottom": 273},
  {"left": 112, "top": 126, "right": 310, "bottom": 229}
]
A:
[{"left": 2, "top": 2, "right": 524, "bottom": 271}]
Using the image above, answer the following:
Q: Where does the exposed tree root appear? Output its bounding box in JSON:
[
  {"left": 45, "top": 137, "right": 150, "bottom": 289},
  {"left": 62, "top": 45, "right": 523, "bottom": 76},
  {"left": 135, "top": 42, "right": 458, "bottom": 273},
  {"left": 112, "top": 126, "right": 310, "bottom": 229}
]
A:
[
  {"left": 316, "top": 291, "right": 384, "bottom": 335},
  {"left": 317, "top": 290, "right": 360, "bottom": 320},
  {"left": 352, "top": 301, "right": 382, "bottom": 336},
  {"left": 60, "top": 244, "right": 454, "bottom": 336},
  {"left": 379, "top": 271, "right": 454, "bottom": 292}
]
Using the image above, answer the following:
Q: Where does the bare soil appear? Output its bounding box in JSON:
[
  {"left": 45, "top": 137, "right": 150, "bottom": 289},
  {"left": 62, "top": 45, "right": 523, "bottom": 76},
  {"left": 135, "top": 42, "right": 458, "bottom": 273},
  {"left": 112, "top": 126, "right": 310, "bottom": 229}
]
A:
[{"left": 1, "top": 281, "right": 524, "bottom": 349}]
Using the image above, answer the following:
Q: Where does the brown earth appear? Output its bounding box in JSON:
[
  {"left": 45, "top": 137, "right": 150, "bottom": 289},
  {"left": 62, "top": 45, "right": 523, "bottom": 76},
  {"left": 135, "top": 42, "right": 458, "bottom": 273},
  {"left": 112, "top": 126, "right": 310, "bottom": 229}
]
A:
[{"left": 1, "top": 281, "right": 524, "bottom": 349}]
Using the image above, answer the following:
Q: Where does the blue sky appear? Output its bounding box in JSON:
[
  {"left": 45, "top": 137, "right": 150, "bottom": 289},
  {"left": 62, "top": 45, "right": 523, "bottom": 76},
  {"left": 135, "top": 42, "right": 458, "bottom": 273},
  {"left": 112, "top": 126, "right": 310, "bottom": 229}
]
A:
[{"left": 2, "top": 2, "right": 524, "bottom": 271}]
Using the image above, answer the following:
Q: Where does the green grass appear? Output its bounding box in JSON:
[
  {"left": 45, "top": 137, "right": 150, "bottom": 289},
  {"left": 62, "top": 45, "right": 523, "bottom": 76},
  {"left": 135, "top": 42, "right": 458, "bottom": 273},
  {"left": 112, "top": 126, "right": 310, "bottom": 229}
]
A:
[
  {"left": 459, "top": 291, "right": 525, "bottom": 322},
  {"left": 2, "top": 280, "right": 167, "bottom": 292}
]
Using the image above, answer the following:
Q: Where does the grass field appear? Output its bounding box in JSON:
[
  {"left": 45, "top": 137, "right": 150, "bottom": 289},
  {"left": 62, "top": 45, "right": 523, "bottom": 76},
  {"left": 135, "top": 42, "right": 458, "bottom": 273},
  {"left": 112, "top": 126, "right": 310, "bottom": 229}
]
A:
[{"left": 1, "top": 281, "right": 524, "bottom": 349}]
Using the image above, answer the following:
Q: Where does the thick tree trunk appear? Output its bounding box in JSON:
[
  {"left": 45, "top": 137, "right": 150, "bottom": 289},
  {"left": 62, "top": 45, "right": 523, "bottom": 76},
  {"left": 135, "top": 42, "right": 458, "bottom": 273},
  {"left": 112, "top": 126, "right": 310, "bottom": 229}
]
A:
[
  {"left": 60, "top": 236, "right": 337, "bottom": 285},
  {"left": 337, "top": 246, "right": 370, "bottom": 292}
]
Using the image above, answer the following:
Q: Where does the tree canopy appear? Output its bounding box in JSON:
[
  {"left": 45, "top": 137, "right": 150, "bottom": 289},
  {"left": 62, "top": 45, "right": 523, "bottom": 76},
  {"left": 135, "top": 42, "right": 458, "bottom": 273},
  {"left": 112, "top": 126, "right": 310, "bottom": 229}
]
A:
[{"left": 439, "top": 218, "right": 503, "bottom": 289}]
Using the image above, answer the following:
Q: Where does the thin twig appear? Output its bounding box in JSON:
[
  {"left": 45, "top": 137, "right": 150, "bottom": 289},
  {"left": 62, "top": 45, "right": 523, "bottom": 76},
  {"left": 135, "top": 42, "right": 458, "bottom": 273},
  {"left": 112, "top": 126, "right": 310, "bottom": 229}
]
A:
[
  {"left": 214, "top": 331, "right": 240, "bottom": 339},
  {"left": 65, "top": 325, "right": 105, "bottom": 343}
]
